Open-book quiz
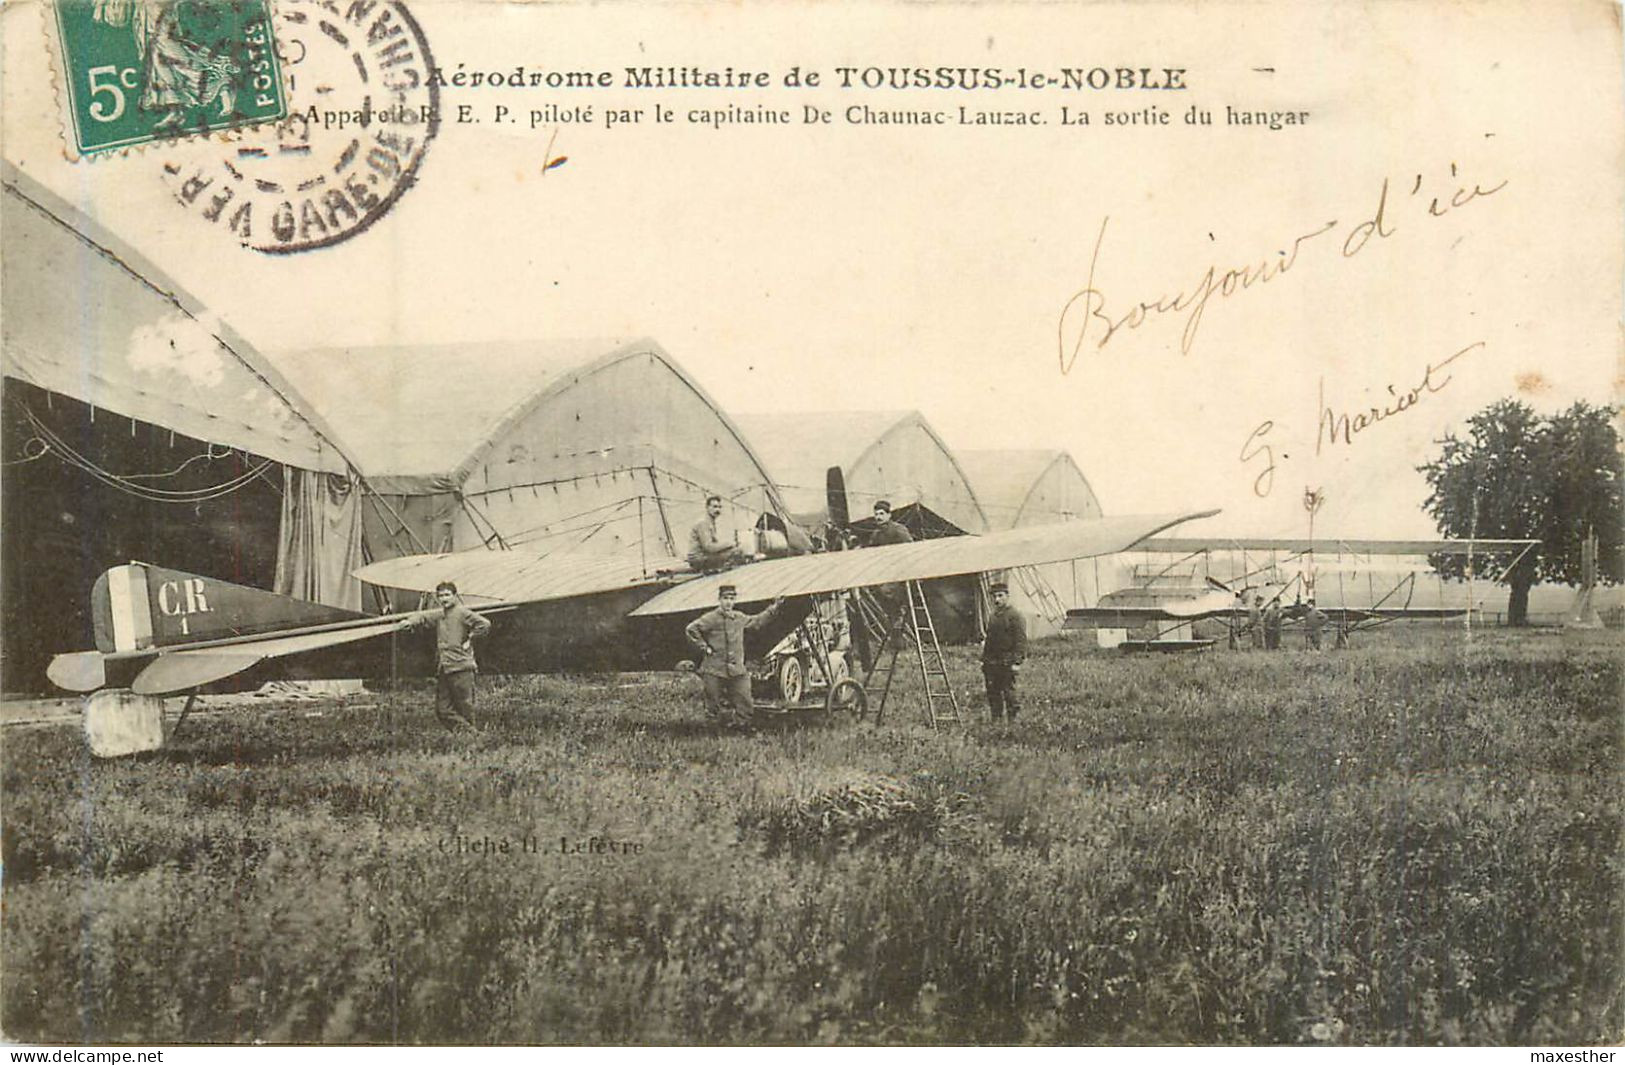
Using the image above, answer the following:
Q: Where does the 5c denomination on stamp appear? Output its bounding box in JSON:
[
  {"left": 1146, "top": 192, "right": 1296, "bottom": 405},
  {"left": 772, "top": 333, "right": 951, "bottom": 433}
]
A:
[
  {"left": 159, "top": 0, "right": 438, "bottom": 253},
  {"left": 51, "top": 0, "right": 286, "bottom": 157}
]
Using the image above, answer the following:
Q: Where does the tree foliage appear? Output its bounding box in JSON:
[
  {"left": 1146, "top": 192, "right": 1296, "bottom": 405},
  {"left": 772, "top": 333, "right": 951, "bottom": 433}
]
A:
[{"left": 1418, "top": 398, "right": 1622, "bottom": 625}]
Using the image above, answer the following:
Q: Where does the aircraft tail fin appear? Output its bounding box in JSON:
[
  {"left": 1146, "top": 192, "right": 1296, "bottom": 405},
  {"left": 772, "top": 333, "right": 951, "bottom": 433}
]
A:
[{"left": 91, "top": 563, "right": 367, "bottom": 653}]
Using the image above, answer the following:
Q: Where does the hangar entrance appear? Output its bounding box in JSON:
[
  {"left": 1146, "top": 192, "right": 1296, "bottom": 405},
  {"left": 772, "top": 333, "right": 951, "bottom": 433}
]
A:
[{"left": 2, "top": 382, "right": 283, "bottom": 694}]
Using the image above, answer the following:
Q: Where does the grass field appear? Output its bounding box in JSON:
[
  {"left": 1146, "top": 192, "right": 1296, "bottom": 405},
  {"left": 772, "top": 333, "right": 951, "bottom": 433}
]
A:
[{"left": 2, "top": 627, "right": 1619, "bottom": 1045}]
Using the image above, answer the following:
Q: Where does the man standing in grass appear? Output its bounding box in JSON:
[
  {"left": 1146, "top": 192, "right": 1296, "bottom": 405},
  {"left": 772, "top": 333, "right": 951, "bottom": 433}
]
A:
[
  {"left": 1304, "top": 598, "right": 1328, "bottom": 650},
  {"left": 1263, "top": 596, "right": 1283, "bottom": 650},
  {"left": 1248, "top": 593, "right": 1265, "bottom": 650},
  {"left": 982, "top": 581, "right": 1027, "bottom": 721},
  {"left": 398, "top": 580, "right": 492, "bottom": 729},
  {"left": 685, "top": 584, "right": 784, "bottom": 729}
]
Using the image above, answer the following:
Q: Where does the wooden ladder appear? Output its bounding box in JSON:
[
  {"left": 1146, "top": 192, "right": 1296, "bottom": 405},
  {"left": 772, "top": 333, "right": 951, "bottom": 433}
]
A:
[{"left": 859, "top": 581, "right": 961, "bottom": 728}]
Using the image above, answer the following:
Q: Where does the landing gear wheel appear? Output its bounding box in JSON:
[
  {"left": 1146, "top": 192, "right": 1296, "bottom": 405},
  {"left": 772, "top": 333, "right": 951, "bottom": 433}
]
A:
[
  {"left": 776, "top": 656, "right": 805, "bottom": 708},
  {"left": 825, "top": 677, "right": 868, "bottom": 720}
]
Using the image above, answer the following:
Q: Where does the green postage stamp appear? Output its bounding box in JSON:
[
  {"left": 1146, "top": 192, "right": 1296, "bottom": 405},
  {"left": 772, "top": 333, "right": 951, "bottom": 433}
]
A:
[{"left": 51, "top": 0, "right": 286, "bottom": 157}]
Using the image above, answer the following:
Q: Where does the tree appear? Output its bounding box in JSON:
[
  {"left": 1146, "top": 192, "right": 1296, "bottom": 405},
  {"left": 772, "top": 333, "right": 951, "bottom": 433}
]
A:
[
  {"left": 1418, "top": 399, "right": 1622, "bottom": 625},
  {"left": 1542, "top": 402, "right": 1624, "bottom": 587}
]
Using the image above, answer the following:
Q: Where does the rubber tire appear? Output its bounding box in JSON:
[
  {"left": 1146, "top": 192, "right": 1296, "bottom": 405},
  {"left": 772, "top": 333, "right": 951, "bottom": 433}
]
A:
[
  {"left": 824, "top": 677, "right": 868, "bottom": 719},
  {"left": 777, "top": 655, "right": 805, "bottom": 708}
]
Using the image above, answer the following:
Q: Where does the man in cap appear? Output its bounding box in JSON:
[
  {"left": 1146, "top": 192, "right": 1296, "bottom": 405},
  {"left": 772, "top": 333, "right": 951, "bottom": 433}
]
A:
[
  {"left": 1304, "top": 597, "right": 1328, "bottom": 650},
  {"left": 685, "top": 584, "right": 785, "bottom": 728},
  {"left": 865, "top": 500, "right": 914, "bottom": 548},
  {"left": 1248, "top": 593, "right": 1265, "bottom": 650},
  {"left": 397, "top": 580, "right": 492, "bottom": 729},
  {"left": 858, "top": 499, "right": 916, "bottom": 646},
  {"left": 981, "top": 580, "right": 1028, "bottom": 721}
]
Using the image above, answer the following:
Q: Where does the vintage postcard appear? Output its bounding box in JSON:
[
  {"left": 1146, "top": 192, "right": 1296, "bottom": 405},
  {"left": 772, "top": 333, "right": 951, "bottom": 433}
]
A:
[{"left": 1, "top": 0, "right": 1620, "bottom": 1049}]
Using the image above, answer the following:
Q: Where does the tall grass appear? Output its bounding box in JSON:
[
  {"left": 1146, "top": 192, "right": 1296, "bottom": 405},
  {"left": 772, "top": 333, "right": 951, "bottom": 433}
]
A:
[{"left": 2, "top": 629, "right": 1618, "bottom": 1044}]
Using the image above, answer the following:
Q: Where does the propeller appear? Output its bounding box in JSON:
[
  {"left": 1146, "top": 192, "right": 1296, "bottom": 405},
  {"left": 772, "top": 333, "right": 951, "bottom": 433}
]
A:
[{"left": 825, "top": 466, "right": 850, "bottom": 531}]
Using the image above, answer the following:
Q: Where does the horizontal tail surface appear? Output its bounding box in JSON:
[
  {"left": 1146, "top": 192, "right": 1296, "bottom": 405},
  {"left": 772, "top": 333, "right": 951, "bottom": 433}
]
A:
[{"left": 92, "top": 563, "right": 366, "bottom": 652}]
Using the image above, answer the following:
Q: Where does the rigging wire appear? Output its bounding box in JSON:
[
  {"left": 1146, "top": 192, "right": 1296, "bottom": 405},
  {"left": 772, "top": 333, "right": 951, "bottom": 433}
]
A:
[
  {"left": 120, "top": 442, "right": 237, "bottom": 481},
  {"left": 2, "top": 436, "right": 50, "bottom": 466},
  {"left": 21, "top": 404, "right": 271, "bottom": 503}
]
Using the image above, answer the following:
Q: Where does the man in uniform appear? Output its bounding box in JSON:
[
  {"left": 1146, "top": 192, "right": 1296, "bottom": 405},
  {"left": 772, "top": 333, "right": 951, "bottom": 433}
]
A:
[
  {"left": 397, "top": 580, "right": 492, "bottom": 729},
  {"left": 851, "top": 500, "right": 916, "bottom": 664},
  {"left": 1263, "top": 596, "right": 1283, "bottom": 650},
  {"left": 866, "top": 500, "right": 914, "bottom": 548},
  {"left": 981, "top": 581, "right": 1027, "bottom": 721},
  {"left": 687, "top": 495, "right": 748, "bottom": 573},
  {"left": 685, "top": 584, "right": 784, "bottom": 728},
  {"left": 1304, "top": 597, "right": 1328, "bottom": 650}
]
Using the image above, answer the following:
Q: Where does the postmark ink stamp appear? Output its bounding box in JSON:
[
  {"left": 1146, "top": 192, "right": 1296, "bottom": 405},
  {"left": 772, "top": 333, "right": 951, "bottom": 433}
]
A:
[
  {"left": 157, "top": 0, "right": 438, "bottom": 254},
  {"left": 51, "top": 0, "right": 286, "bottom": 157}
]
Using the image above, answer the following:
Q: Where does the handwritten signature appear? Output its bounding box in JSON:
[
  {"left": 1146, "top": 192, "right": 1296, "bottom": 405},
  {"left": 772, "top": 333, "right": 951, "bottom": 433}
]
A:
[
  {"left": 1058, "top": 163, "right": 1507, "bottom": 371},
  {"left": 1317, "top": 341, "right": 1484, "bottom": 453},
  {"left": 1239, "top": 339, "right": 1484, "bottom": 497}
]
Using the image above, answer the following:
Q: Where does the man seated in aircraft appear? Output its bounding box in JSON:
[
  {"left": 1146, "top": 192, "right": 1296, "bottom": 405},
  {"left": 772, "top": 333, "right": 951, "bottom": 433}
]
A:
[
  {"left": 865, "top": 500, "right": 914, "bottom": 547},
  {"left": 687, "top": 495, "right": 750, "bottom": 573},
  {"left": 685, "top": 584, "right": 785, "bottom": 728},
  {"left": 982, "top": 581, "right": 1028, "bottom": 721},
  {"left": 397, "top": 580, "right": 492, "bottom": 729}
]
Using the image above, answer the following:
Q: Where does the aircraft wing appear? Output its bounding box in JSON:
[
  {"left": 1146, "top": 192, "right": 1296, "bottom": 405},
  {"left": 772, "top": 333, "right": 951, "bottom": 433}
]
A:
[
  {"left": 47, "top": 609, "right": 418, "bottom": 695},
  {"left": 1322, "top": 606, "right": 1467, "bottom": 621},
  {"left": 629, "top": 510, "right": 1218, "bottom": 617},
  {"left": 1063, "top": 592, "right": 1241, "bottom": 627},
  {"left": 126, "top": 618, "right": 408, "bottom": 695},
  {"left": 354, "top": 551, "right": 686, "bottom": 601},
  {"left": 1137, "top": 536, "right": 1539, "bottom": 555}
]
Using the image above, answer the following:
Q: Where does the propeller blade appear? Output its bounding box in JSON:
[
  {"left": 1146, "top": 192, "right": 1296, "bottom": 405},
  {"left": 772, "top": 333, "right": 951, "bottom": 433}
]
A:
[{"left": 825, "top": 466, "right": 849, "bottom": 529}]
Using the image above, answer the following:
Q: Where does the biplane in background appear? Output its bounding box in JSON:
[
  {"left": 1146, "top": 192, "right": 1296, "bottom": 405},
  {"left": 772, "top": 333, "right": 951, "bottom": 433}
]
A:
[
  {"left": 1063, "top": 536, "right": 1540, "bottom": 650},
  {"left": 48, "top": 509, "right": 1218, "bottom": 755}
]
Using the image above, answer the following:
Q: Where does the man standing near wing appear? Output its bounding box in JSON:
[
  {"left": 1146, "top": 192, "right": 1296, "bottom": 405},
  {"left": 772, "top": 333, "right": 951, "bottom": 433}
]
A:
[
  {"left": 982, "top": 581, "right": 1027, "bottom": 722},
  {"left": 398, "top": 580, "right": 492, "bottom": 730},
  {"left": 685, "top": 584, "right": 784, "bottom": 729},
  {"left": 1304, "top": 598, "right": 1328, "bottom": 650}
]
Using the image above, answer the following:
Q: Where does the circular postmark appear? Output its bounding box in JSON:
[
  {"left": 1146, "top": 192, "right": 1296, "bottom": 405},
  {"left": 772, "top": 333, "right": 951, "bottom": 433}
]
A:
[{"left": 159, "top": 0, "right": 438, "bottom": 253}]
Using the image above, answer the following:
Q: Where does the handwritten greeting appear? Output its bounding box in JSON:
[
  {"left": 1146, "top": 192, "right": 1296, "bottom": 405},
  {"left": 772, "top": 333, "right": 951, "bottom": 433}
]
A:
[{"left": 1057, "top": 163, "right": 1507, "bottom": 372}]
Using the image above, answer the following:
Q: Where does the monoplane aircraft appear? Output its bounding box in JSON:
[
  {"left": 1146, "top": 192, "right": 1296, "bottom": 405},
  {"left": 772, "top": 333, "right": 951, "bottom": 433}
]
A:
[
  {"left": 1063, "top": 536, "right": 1539, "bottom": 648},
  {"left": 48, "top": 509, "right": 1218, "bottom": 754}
]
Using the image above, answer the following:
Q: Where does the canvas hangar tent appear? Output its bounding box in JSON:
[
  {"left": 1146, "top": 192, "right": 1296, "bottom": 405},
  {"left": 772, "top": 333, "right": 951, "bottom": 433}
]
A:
[
  {"left": 731, "top": 409, "right": 991, "bottom": 640},
  {"left": 956, "top": 448, "right": 1108, "bottom": 636},
  {"left": 1, "top": 166, "right": 367, "bottom": 692},
  {"left": 271, "top": 339, "right": 793, "bottom": 606}
]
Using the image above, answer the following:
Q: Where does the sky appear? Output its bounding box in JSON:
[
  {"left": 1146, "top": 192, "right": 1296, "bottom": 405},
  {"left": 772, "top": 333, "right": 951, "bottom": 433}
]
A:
[{"left": 3, "top": 0, "right": 1619, "bottom": 542}]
